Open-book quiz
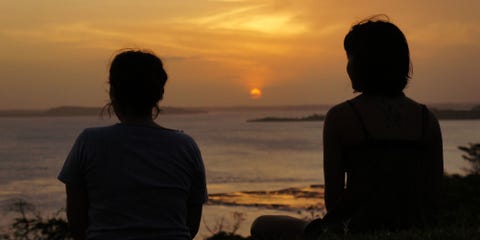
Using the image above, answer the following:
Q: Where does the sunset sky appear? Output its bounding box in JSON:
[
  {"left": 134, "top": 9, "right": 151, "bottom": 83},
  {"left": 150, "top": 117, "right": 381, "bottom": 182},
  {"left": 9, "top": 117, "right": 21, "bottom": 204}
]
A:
[{"left": 1, "top": 0, "right": 479, "bottom": 109}]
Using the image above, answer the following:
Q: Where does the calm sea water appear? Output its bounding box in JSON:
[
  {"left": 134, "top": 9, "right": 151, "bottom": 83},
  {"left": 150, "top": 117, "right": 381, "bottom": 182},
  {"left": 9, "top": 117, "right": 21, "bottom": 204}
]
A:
[{"left": 0, "top": 109, "right": 478, "bottom": 237}]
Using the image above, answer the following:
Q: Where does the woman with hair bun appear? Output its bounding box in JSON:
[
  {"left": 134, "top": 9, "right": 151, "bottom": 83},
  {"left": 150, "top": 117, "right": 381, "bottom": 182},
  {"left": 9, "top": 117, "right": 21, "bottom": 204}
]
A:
[{"left": 58, "top": 50, "right": 207, "bottom": 240}]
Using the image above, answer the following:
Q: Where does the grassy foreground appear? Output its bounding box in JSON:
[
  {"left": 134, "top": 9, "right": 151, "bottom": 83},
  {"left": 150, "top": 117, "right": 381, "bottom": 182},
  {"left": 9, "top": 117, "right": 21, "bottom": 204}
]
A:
[
  {"left": 0, "top": 174, "right": 478, "bottom": 240},
  {"left": 208, "top": 174, "right": 480, "bottom": 240},
  {"left": 2, "top": 143, "right": 480, "bottom": 239}
]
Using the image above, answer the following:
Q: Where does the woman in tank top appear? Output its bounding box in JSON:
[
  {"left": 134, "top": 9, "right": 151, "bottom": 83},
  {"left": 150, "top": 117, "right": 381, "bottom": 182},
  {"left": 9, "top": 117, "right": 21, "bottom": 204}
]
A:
[
  {"left": 321, "top": 16, "right": 443, "bottom": 232},
  {"left": 250, "top": 16, "right": 443, "bottom": 239}
]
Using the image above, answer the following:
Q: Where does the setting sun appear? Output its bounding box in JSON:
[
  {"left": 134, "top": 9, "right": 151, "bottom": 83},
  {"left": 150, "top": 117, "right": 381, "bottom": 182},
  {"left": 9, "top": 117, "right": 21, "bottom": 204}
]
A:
[{"left": 250, "top": 88, "right": 262, "bottom": 100}]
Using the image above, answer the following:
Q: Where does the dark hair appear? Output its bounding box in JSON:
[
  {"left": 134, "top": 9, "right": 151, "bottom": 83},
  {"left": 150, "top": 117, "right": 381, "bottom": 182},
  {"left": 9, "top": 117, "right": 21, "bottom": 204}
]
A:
[
  {"left": 104, "top": 49, "right": 168, "bottom": 119},
  {"left": 344, "top": 16, "right": 411, "bottom": 96}
]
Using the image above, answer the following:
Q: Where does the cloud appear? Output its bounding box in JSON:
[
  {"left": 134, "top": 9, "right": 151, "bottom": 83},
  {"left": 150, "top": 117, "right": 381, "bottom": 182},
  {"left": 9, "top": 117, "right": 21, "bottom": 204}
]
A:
[
  {"left": 1, "top": 0, "right": 480, "bottom": 108},
  {"left": 1, "top": 23, "right": 128, "bottom": 49},
  {"left": 187, "top": 2, "right": 309, "bottom": 35},
  {"left": 207, "top": 0, "right": 253, "bottom": 2},
  {"left": 408, "top": 22, "right": 480, "bottom": 48}
]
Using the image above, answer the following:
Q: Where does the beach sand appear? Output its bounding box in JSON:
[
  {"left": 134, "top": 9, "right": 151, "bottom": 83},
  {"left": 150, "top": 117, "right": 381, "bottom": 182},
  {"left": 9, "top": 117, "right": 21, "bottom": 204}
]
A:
[
  {"left": 0, "top": 184, "right": 325, "bottom": 239},
  {"left": 208, "top": 185, "right": 324, "bottom": 211},
  {"left": 197, "top": 185, "right": 325, "bottom": 239}
]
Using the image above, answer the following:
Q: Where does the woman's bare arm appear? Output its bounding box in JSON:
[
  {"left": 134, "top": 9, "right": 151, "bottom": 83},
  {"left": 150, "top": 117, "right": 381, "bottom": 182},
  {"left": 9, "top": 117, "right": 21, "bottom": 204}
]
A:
[
  {"left": 425, "top": 112, "right": 444, "bottom": 214},
  {"left": 323, "top": 107, "right": 345, "bottom": 212}
]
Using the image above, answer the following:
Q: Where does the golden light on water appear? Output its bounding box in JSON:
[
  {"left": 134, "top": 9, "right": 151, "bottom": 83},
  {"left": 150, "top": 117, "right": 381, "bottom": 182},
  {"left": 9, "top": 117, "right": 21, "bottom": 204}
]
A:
[{"left": 250, "top": 88, "right": 262, "bottom": 100}]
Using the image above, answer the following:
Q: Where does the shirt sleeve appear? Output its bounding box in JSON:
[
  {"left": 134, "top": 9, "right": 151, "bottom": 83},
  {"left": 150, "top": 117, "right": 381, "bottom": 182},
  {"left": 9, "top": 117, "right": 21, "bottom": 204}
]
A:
[
  {"left": 188, "top": 140, "right": 208, "bottom": 204},
  {"left": 58, "top": 130, "right": 88, "bottom": 186}
]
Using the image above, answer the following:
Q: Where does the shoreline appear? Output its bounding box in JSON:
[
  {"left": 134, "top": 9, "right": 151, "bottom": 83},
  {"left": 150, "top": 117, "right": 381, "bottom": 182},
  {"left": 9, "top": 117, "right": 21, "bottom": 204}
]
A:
[
  {"left": 2, "top": 176, "right": 479, "bottom": 239},
  {"left": 246, "top": 107, "right": 480, "bottom": 122},
  {"left": 208, "top": 185, "right": 324, "bottom": 212},
  {"left": 0, "top": 184, "right": 322, "bottom": 239}
]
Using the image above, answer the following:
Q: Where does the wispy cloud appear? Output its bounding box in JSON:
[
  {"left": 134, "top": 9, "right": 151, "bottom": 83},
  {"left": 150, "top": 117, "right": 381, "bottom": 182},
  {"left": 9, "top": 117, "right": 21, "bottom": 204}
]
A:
[
  {"left": 1, "top": 23, "right": 128, "bottom": 49},
  {"left": 188, "top": 3, "right": 309, "bottom": 35},
  {"left": 409, "top": 22, "right": 480, "bottom": 47},
  {"left": 207, "top": 0, "right": 253, "bottom": 2}
]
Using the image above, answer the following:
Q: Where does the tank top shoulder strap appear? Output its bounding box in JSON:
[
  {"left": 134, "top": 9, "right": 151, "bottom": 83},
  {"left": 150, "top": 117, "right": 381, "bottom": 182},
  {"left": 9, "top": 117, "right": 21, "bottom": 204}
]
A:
[
  {"left": 420, "top": 104, "right": 429, "bottom": 141},
  {"left": 347, "top": 100, "right": 371, "bottom": 140}
]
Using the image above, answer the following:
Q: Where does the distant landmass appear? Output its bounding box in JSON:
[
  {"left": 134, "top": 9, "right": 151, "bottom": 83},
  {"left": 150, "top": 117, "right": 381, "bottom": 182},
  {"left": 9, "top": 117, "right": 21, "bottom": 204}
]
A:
[
  {"left": 0, "top": 106, "right": 207, "bottom": 117},
  {"left": 247, "top": 105, "right": 480, "bottom": 122},
  {"left": 430, "top": 106, "right": 480, "bottom": 120},
  {"left": 1, "top": 104, "right": 479, "bottom": 119},
  {"left": 247, "top": 113, "right": 325, "bottom": 122}
]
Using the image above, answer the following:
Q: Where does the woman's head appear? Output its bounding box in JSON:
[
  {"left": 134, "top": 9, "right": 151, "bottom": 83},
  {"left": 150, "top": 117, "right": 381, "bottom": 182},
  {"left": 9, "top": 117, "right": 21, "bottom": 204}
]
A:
[
  {"left": 107, "top": 49, "right": 168, "bottom": 119},
  {"left": 344, "top": 16, "right": 411, "bottom": 96}
]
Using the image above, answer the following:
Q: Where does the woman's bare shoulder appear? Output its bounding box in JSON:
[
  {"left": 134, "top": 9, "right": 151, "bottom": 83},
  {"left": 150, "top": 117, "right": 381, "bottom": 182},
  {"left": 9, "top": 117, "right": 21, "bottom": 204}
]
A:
[
  {"left": 402, "top": 96, "right": 440, "bottom": 124},
  {"left": 326, "top": 101, "right": 353, "bottom": 118},
  {"left": 324, "top": 100, "right": 358, "bottom": 133}
]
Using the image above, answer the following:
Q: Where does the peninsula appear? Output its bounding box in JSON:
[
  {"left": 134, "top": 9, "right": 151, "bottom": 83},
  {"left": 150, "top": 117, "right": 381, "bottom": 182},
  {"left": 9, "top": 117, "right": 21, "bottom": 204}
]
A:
[
  {"left": 247, "top": 105, "right": 480, "bottom": 122},
  {"left": 0, "top": 106, "right": 207, "bottom": 117},
  {"left": 247, "top": 113, "right": 325, "bottom": 122},
  {"left": 431, "top": 106, "right": 480, "bottom": 120}
]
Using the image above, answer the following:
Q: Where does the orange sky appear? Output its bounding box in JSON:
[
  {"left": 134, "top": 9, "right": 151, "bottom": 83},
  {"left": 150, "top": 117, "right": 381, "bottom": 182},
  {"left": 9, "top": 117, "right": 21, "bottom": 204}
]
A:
[{"left": 0, "top": 0, "right": 479, "bottom": 109}]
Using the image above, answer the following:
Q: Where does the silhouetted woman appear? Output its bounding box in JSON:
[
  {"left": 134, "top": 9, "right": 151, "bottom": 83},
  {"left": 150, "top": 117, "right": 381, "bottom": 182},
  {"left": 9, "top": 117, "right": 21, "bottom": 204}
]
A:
[
  {"left": 251, "top": 17, "right": 443, "bottom": 239},
  {"left": 58, "top": 50, "right": 207, "bottom": 240}
]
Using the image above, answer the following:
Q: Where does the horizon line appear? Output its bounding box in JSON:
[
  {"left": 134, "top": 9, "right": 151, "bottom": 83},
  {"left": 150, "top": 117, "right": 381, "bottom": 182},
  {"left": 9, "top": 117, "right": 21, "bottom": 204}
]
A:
[{"left": 0, "top": 101, "right": 479, "bottom": 111}]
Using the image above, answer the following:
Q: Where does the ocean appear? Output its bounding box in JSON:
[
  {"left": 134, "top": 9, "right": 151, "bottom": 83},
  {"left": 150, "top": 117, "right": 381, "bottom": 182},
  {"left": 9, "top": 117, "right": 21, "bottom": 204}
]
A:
[{"left": 0, "top": 108, "right": 478, "bottom": 238}]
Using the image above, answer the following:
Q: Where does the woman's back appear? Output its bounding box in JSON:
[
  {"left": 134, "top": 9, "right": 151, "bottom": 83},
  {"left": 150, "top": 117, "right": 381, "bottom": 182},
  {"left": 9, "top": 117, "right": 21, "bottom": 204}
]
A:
[
  {"left": 58, "top": 50, "right": 207, "bottom": 240},
  {"left": 323, "top": 94, "right": 443, "bottom": 230},
  {"left": 330, "top": 95, "right": 426, "bottom": 144},
  {"left": 60, "top": 124, "right": 207, "bottom": 239}
]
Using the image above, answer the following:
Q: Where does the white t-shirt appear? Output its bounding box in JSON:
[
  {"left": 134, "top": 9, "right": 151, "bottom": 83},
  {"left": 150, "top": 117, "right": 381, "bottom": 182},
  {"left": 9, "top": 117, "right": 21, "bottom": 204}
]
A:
[{"left": 58, "top": 123, "right": 207, "bottom": 240}]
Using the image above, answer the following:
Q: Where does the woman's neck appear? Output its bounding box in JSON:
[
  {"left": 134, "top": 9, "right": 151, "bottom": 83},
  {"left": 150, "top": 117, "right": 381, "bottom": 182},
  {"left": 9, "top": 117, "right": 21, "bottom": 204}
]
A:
[
  {"left": 360, "top": 92, "right": 406, "bottom": 102},
  {"left": 117, "top": 115, "right": 161, "bottom": 128}
]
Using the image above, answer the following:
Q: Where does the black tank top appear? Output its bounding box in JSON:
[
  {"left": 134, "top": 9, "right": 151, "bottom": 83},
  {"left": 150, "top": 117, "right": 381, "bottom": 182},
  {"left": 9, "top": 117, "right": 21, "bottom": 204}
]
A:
[{"left": 325, "top": 100, "right": 431, "bottom": 231}]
